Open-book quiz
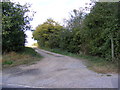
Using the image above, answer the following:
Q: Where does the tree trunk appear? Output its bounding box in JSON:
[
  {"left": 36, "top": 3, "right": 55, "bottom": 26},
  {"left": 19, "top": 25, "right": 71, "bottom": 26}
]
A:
[{"left": 111, "top": 35, "right": 114, "bottom": 61}]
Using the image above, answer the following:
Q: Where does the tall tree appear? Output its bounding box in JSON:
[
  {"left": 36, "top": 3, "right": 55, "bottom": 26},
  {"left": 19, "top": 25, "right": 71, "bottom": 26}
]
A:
[
  {"left": 33, "top": 19, "right": 63, "bottom": 48},
  {"left": 2, "top": 2, "right": 33, "bottom": 52},
  {"left": 81, "top": 2, "right": 120, "bottom": 60}
]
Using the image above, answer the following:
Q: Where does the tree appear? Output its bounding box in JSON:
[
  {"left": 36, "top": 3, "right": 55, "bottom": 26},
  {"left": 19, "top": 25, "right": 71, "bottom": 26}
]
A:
[
  {"left": 33, "top": 19, "right": 63, "bottom": 48},
  {"left": 2, "top": 2, "right": 33, "bottom": 52},
  {"left": 58, "top": 8, "right": 86, "bottom": 53},
  {"left": 81, "top": 2, "right": 120, "bottom": 61},
  {"left": 58, "top": 2, "right": 119, "bottom": 61}
]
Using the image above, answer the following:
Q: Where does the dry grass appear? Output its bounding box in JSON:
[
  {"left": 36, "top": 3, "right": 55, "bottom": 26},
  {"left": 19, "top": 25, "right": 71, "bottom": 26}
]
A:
[
  {"left": 2, "top": 47, "right": 43, "bottom": 68},
  {"left": 87, "top": 63, "right": 118, "bottom": 74},
  {"left": 91, "top": 66, "right": 117, "bottom": 74},
  {"left": 84, "top": 58, "right": 118, "bottom": 74}
]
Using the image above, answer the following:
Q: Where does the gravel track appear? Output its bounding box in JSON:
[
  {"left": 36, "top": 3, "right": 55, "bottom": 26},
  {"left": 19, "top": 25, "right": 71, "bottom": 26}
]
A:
[{"left": 2, "top": 48, "right": 118, "bottom": 88}]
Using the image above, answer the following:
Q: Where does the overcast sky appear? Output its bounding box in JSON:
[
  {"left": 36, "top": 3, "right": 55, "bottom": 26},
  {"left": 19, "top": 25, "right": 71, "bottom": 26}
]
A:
[{"left": 11, "top": 0, "right": 91, "bottom": 46}]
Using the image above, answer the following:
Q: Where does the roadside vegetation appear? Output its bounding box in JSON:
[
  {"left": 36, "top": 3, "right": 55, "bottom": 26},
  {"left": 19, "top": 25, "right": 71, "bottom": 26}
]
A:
[
  {"left": 2, "top": 2, "right": 33, "bottom": 53},
  {"left": 33, "top": 2, "right": 119, "bottom": 73},
  {"left": 2, "top": 47, "right": 43, "bottom": 68},
  {"left": 2, "top": 2, "right": 43, "bottom": 68}
]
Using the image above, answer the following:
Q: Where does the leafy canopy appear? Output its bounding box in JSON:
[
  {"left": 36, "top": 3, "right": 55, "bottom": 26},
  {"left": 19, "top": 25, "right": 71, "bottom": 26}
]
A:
[
  {"left": 2, "top": 2, "right": 33, "bottom": 52},
  {"left": 33, "top": 19, "right": 63, "bottom": 48}
]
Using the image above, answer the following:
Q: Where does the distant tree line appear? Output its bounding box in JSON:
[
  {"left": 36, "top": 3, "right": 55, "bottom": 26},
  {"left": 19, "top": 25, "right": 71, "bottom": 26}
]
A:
[
  {"left": 33, "top": 2, "right": 120, "bottom": 62},
  {"left": 2, "top": 2, "right": 33, "bottom": 53}
]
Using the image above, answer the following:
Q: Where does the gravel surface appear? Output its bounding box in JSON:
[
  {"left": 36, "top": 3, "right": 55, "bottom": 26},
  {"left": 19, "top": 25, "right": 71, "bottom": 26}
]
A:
[{"left": 2, "top": 48, "right": 118, "bottom": 88}]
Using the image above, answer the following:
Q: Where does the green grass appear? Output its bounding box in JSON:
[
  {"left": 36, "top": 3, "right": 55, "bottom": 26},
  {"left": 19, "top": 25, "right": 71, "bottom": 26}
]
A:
[
  {"left": 41, "top": 47, "right": 118, "bottom": 74},
  {"left": 2, "top": 47, "right": 43, "bottom": 68},
  {"left": 19, "top": 47, "right": 42, "bottom": 57}
]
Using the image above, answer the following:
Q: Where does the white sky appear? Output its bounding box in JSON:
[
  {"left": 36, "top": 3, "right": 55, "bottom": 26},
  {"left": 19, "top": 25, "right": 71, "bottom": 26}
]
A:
[{"left": 11, "top": 0, "right": 91, "bottom": 46}]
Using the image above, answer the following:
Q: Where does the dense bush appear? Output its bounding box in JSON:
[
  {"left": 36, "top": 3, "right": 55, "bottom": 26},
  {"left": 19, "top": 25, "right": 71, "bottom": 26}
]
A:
[
  {"left": 58, "top": 2, "right": 120, "bottom": 61},
  {"left": 81, "top": 2, "right": 120, "bottom": 61},
  {"left": 2, "top": 2, "right": 32, "bottom": 52}
]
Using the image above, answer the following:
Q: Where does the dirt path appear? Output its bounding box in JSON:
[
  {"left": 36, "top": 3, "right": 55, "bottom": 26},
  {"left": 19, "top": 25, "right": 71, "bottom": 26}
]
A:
[{"left": 2, "top": 48, "right": 118, "bottom": 88}]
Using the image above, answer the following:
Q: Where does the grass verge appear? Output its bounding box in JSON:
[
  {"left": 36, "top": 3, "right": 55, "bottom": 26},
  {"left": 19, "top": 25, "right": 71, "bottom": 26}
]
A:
[
  {"left": 2, "top": 47, "right": 43, "bottom": 68},
  {"left": 41, "top": 47, "right": 118, "bottom": 74}
]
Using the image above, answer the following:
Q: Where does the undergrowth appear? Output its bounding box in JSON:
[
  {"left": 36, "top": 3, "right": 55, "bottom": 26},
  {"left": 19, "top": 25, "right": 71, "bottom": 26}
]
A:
[{"left": 2, "top": 47, "right": 43, "bottom": 68}]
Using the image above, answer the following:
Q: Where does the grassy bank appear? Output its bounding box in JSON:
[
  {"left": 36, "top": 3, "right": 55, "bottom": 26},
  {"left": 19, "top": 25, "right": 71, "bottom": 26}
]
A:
[
  {"left": 2, "top": 47, "right": 43, "bottom": 68},
  {"left": 41, "top": 47, "right": 118, "bottom": 74}
]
